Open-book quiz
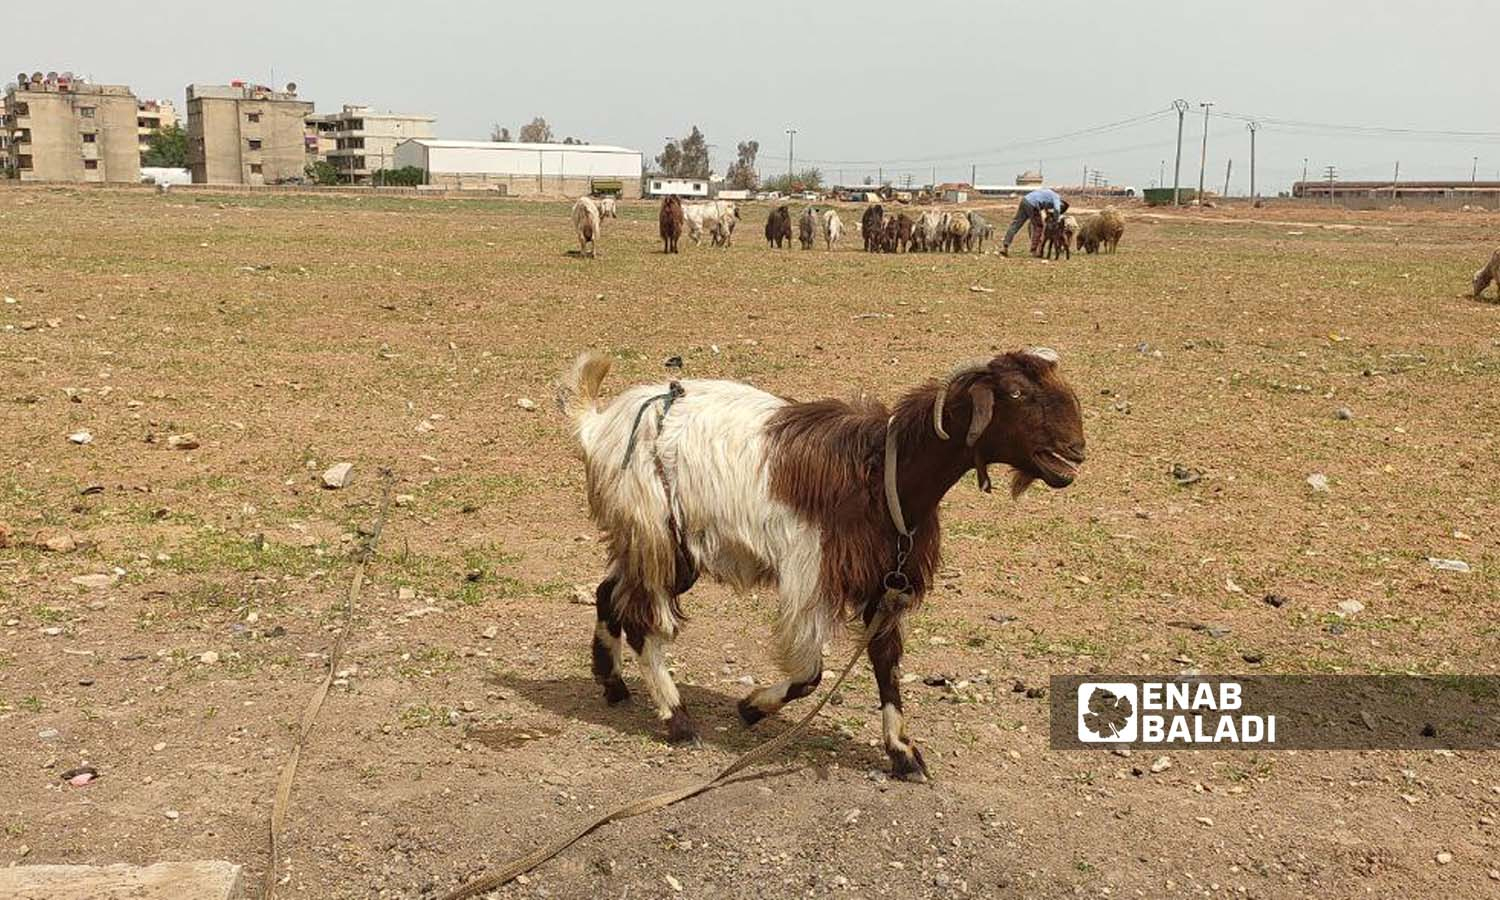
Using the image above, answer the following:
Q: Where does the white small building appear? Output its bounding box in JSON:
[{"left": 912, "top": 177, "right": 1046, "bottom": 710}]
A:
[
  {"left": 392, "top": 138, "right": 643, "bottom": 196},
  {"left": 645, "top": 175, "right": 710, "bottom": 198}
]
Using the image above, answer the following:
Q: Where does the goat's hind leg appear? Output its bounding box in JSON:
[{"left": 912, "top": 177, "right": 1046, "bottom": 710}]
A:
[
  {"left": 620, "top": 583, "right": 699, "bottom": 745},
  {"left": 591, "top": 574, "right": 630, "bottom": 705}
]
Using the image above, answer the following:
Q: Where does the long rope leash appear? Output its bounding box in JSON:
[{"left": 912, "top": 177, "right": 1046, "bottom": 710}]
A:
[
  {"left": 439, "top": 419, "right": 919, "bottom": 900},
  {"left": 262, "top": 471, "right": 393, "bottom": 900},
  {"left": 436, "top": 607, "right": 891, "bottom": 900}
]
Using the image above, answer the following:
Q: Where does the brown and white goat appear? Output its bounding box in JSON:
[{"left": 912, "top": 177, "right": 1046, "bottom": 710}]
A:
[{"left": 558, "top": 350, "right": 1086, "bottom": 780}]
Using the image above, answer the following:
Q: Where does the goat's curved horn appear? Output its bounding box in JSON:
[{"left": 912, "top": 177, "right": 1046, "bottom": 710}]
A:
[
  {"left": 966, "top": 384, "right": 994, "bottom": 447},
  {"left": 931, "top": 358, "right": 991, "bottom": 440},
  {"left": 1024, "top": 346, "right": 1060, "bottom": 363}
]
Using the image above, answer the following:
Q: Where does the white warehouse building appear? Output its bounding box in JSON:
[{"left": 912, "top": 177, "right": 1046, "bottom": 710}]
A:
[{"left": 392, "top": 139, "right": 643, "bottom": 197}]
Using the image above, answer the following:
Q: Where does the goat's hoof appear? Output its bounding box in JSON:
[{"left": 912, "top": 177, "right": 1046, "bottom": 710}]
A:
[
  {"left": 736, "top": 697, "right": 768, "bottom": 727},
  {"left": 666, "top": 709, "right": 700, "bottom": 746},
  {"left": 601, "top": 678, "right": 630, "bottom": 706},
  {"left": 890, "top": 745, "right": 931, "bottom": 783}
]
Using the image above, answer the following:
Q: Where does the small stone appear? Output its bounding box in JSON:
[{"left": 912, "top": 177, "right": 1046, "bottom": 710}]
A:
[
  {"left": 394, "top": 494, "right": 415, "bottom": 507},
  {"left": 1336, "top": 599, "right": 1365, "bottom": 617},
  {"left": 414, "top": 419, "right": 435, "bottom": 433},
  {"left": 1306, "top": 473, "right": 1330, "bottom": 492},
  {"left": 41, "top": 626, "right": 62, "bottom": 636},
  {"left": 1435, "top": 852, "right": 1453, "bottom": 865},
  {"left": 1194, "top": 817, "right": 1214, "bottom": 827},
  {"left": 70, "top": 573, "right": 117, "bottom": 589},
  {"left": 199, "top": 650, "right": 220, "bottom": 664},
  {"left": 1241, "top": 651, "right": 1264, "bottom": 664},
  {"left": 1110, "top": 746, "right": 1131, "bottom": 758},
  {"left": 664, "top": 874, "right": 683, "bottom": 892},
  {"left": 35, "top": 530, "right": 78, "bottom": 553},
  {"left": 1427, "top": 557, "right": 1471, "bottom": 574},
  {"left": 1150, "top": 756, "right": 1173, "bottom": 774},
  {"left": 164, "top": 809, "right": 180, "bottom": 821},
  {"left": 481, "top": 625, "right": 498, "bottom": 640},
  {"left": 1263, "top": 593, "right": 1290, "bottom": 608},
  {"left": 166, "top": 433, "right": 200, "bottom": 450},
  {"left": 68, "top": 430, "right": 93, "bottom": 445},
  {"left": 153, "top": 741, "right": 167, "bottom": 752},
  {"left": 1488, "top": 869, "right": 1499, "bottom": 882},
  {"left": 516, "top": 398, "right": 538, "bottom": 411},
  {"left": 1334, "top": 407, "right": 1353, "bottom": 420},
  {"left": 322, "top": 462, "right": 354, "bottom": 489},
  {"left": 397, "top": 587, "right": 416, "bottom": 602}
]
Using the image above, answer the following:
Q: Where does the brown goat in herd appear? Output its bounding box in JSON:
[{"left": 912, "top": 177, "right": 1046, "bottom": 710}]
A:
[{"left": 658, "top": 196, "right": 684, "bottom": 254}]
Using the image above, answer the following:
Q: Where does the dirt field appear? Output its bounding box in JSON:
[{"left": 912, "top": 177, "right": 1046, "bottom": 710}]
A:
[{"left": 1, "top": 187, "right": 1497, "bottom": 899}]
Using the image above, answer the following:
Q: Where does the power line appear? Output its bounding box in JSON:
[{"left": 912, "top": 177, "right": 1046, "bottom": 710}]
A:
[{"left": 1214, "top": 110, "right": 1500, "bottom": 141}]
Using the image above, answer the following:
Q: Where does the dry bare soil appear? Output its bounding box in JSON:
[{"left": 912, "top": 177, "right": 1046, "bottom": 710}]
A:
[{"left": 1, "top": 188, "right": 1497, "bottom": 899}]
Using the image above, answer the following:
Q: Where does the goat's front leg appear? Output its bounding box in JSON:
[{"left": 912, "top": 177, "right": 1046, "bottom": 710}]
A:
[{"left": 868, "top": 624, "right": 928, "bottom": 782}]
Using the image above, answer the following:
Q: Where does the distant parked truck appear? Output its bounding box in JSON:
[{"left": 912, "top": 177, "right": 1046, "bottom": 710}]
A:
[{"left": 646, "top": 175, "right": 709, "bottom": 198}]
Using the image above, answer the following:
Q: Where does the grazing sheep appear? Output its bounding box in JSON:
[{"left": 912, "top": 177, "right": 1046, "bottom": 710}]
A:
[
  {"left": 966, "top": 212, "right": 992, "bottom": 252},
  {"left": 685, "top": 201, "right": 739, "bottom": 246},
  {"left": 861, "top": 205, "right": 886, "bottom": 252},
  {"left": 945, "top": 213, "right": 971, "bottom": 252},
  {"left": 1041, "top": 211, "right": 1070, "bottom": 260},
  {"left": 799, "top": 207, "right": 818, "bottom": 250},
  {"left": 1061, "top": 214, "right": 1079, "bottom": 251},
  {"left": 1475, "top": 249, "right": 1500, "bottom": 299},
  {"left": 895, "top": 213, "right": 914, "bottom": 252},
  {"left": 659, "top": 196, "right": 684, "bottom": 254},
  {"left": 557, "top": 348, "right": 1086, "bottom": 778},
  {"left": 914, "top": 211, "right": 944, "bottom": 252},
  {"left": 709, "top": 210, "right": 738, "bottom": 247},
  {"left": 765, "top": 205, "right": 793, "bottom": 248},
  {"left": 823, "top": 209, "right": 844, "bottom": 250},
  {"left": 1077, "top": 207, "right": 1125, "bottom": 254},
  {"left": 572, "top": 196, "right": 603, "bottom": 258}
]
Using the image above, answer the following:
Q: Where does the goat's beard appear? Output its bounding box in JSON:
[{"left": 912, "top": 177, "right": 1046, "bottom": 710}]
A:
[{"left": 1010, "top": 469, "right": 1038, "bottom": 498}]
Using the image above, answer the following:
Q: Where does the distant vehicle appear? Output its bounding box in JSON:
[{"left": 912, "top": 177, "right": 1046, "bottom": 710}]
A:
[
  {"left": 798, "top": 191, "right": 819, "bottom": 200},
  {"left": 764, "top": 191, "right": 784, "bottom": 200}
]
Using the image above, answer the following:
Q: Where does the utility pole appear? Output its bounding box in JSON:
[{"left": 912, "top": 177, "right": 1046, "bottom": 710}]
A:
[
  {"left": 1324, "top": 164, "right": 1337, "bottom": 206},
  {"left": 1081, "top": 164, "right": 1087, "bottom": 191},
  {"left": 1302, "top": 157, "right": 1308, "bottom": 186},
  {"left": 1159, "top": 159, "right": 1165, "bottom": 190},
  {"left": 1223, "top": 158, "right": 1233, "bottom": 199},
  {"left": 1246, "top": 121, "right": 1258, "bottom": 198},
  {"left": 1171, "top": 98, "right": 1189, "bottom": 206},
  {"left": 785, "top": 128, "right": 796, "bottom": 183},
  {"left": 1197, "top": 101, "right": 1214, "bottom": 203},
  {"left": 970, "top": 162, "right": 976, "bottom": 187},
  {"left": 1391, "top": 161, "right": 1400, "bottom": 199},
  {"left": 1472, "top": 156, "right": 1479, "bottom": 184}
]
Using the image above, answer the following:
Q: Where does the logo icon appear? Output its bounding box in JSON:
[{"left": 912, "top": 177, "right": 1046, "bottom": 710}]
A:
[{"left": 1077, "top": 682, "right": 1138, "bottom": 742}]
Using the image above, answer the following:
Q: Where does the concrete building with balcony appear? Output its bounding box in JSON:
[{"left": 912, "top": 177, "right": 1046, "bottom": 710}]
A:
[
  {"left": 305, "top": 106, "right": 434, "bottom": 183},
  {"left": 186, "top": 82, "right": 313, "bottom": 184},
  {"left": 136, "top": 99, "right": 177, "bottom": 163},
  {"left": 3, "top": 73, "right": 140, "bottom": 183}
]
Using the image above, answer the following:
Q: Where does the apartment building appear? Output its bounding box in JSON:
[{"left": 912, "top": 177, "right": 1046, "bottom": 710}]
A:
[
  {"left": 307, "top": 105, "right": 434, "bottom": 183},
  {"left": 3, "top": 72, "right": 140, "bottom": 183},
  {"left": 185, "top": 82, "right": 312, "bottom": 184},
  {"left": 136, "top": 99, "right": 177, "bottom": 162}
]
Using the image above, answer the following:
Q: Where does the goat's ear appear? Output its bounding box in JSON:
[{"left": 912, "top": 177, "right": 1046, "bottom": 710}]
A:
[{"left": 966, "top": 384, "right": 994, "bottom": 447}]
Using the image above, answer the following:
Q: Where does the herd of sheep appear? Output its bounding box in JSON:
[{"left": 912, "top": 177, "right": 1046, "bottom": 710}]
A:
[{"left": 572, "top": 194, "right": 1125, "bottom": 260}]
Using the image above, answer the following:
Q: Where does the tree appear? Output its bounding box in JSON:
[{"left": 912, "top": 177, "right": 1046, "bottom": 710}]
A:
[
  {"left": 490, "top": 124, "right": 512, "bottom": 142},
  {"left": 370, "top": 166, "right": 425, "bottom": 187},
  {"left": 724, "top": 140, "right": 759, "bottom": 190},
  {"left": 656, "top": 126, "right": 711, "bottom": 178},
  {"left": 656, "top": 140, "right": 683, "bottom": 177},
  {"left": 518, "top": 116, "right": 553, "bottom": 143},
  {"left": 142, "top": 123, "right": 187, "bottom": 168},
  {"left": 760, "top": 168, "right": 824, "bottom": 194},
  {"left": 305, "top": 160, "right": 339, "bottom": 185}
]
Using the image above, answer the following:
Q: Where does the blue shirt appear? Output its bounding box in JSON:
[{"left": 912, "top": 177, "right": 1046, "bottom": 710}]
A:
[{"left": 1024, "top": 188, "right": 1064, "bottom": 212}]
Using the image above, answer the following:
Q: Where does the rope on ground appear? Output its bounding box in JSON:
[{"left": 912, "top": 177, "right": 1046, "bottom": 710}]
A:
[
  {"left": 262, "top": 470, "right": 394, "bottom": 900},
  {"left": 437, "top": 608, "right": 891, "bottom": 900}
]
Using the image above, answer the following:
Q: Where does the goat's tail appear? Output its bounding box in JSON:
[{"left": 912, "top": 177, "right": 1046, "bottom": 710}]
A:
[{"left": 556, "top": 351, "right": 612, "bottom": 425}]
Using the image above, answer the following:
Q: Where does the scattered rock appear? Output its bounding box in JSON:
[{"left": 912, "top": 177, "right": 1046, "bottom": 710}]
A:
[
  {"left": 414, "top": 419, "right": 435, "bottom": 434},
  {"left": 1263, "top": 593, "right": 1290, "bottom": 608},
  {"left": 1334, "top": 407, "right": 1353, "bottom": 420},
  {"left": 664, "top": 874, "right": 683, "bottom": 893},
  {"left": 1427, "top": 557, "right": 1471, "bottom": 574},
  {"left": 166, "top": 433, "right": 200, "bottom": 450},
  {"left": 1025, "top": 686, "right": 1046, "bottom": 699},
  {"left": 163, "top": 810, "right": 180, "bottom": 821},
  {"left": 199, "top": 651, "right": 220, "bottom": 665},
  {"left": 68, "top": 430, "right": 93, "bottom": 445},
  {"left": 1194, "top": 816, "right": 1214, "bottom": 827},
  {"left": 1149, "top": 755, "right": 1173, "bottom": 774},
  {"left": 1170, "top": 464, "right": 1202, "bottom": 486},
  {"left": 397, "top": 587, "right": 416, "bottom": 602},
  {"left": 70, "top": 573, "right": 117, "bottom": 589},
  {"left": 1336, "top": 599, "right": 1365, "bottom": 617},
  {"left": 394, "top": 494, "right": 415, "bottom": 507},
  {"left": 923, "top": 675, "right": 951, "bottom": 688},
  {"left": 1306, "top": 473, "right": 1330, "bottom": 493},
  {"left": 322, "top": 462, "right": 354, "bottom": 489},
  {"left": 516, "top": 398, "right": 538, "bottom": 411},
  {"left": 1435, "top": 852, "right": 1453, "bottom": 865},
  {"left": 1241, "top": 651, "right": 1264, "bottom": 664},
  {"left": 968, "top": 285, "right": 995, "bottom": 293},
  {"left": 481, "top": 625, "right": 498, "bottom": 640},
  {"left": 34, "top": 530, "right": 78, "bottom": 553},
  {"left": 1326, "top": 622, "right": 1346, "bottom": 636},
  {"left": 61, "top": 766, "right": 97, "bottom": 787}
]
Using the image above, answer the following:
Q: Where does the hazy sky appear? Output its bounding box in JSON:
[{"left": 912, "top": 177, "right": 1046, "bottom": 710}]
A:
[{"left": 13, "top": 1, "right": 1500, "bottom": 192}]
